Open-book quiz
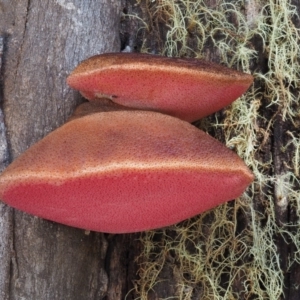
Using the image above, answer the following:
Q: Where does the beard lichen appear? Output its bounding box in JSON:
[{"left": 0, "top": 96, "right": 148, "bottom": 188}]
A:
[{"left": 127, "top": 0, "right": 300, "bottom": 299}]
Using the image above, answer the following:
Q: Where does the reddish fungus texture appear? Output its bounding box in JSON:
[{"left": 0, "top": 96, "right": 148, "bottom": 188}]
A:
[
  {"left": 0, "top": 111, "right": 253, "bottom": 233},
  {"left": 67, "top": 53, "right": 253, "bottom": 122},
  {"left": 68, "top": 98, "right": 135, "bottom": 122}
]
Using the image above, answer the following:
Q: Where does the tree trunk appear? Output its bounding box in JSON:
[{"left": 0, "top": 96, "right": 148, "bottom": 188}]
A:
[
  {"left": 0, "top": 1, "right": 140, "bottom": 299},
  {"left": 1, "top": 0, "right": 300, "bottom": 299}
]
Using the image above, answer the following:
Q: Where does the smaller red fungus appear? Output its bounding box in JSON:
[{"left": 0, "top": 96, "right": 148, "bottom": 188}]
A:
[
  {"left": 0, "top": 111, "right": 253, "bottom": 233},
  {"left": 67, "top": 53, "right": 253, "bottom": 122}
]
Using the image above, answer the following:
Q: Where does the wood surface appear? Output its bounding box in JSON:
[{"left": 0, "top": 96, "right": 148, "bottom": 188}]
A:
[
  {"left": 0, "top": 1, "right": 140, "bottom": 299},
  {"left": 0, "top": 0, "right": 300, "bottom": 299}
]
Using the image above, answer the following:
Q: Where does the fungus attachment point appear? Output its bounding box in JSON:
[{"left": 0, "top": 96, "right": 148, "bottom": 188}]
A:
[
  {"left": 68, "top": 98, "right": 135, "bottom": 122},
  {"left": 0, "top": 111, "right": 253, "bottom": 233},
  {"left": 67, "top": 53, "right": 253, "bottom": 122}
]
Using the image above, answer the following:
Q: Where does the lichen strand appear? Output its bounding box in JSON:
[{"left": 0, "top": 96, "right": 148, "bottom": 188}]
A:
[{"left": 128, "top": 0, "right": 300, "bottom": 299}]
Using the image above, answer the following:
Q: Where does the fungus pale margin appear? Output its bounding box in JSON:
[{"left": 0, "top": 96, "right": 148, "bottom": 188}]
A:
[
  {"left": 67, "top": 53, "right": 253, "bottom": 122},
  {"left": 0, "top": 111, "right": 253, "bottom": 233}
]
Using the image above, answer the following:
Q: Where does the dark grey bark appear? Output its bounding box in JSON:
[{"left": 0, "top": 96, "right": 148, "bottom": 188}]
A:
[{"left": 0, "top": 28, "right": 13, "bottom": 300}]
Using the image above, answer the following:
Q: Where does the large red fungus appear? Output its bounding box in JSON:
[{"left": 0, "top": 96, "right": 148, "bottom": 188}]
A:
[
  {"left": 67, "top": 53, "right": 253, "bottom": 122},
  {"left": 0, "top": 110, "right": 253, "bottom": 233}
]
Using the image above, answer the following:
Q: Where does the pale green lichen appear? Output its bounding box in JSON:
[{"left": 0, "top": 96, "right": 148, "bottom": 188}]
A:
[{"left": 128, "top": 0, "right": 300, "bottom": 299}]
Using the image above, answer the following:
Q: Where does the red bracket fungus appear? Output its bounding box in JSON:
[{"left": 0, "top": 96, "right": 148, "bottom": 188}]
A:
[
  {"left": 0, "top": 53, "right": 254, "bottom": 233},
  {"left": 67, "top": 53, "right": 253, "bottom": 122},
  {"left": 0, "top": 111, "right": 253, "bottom": 233}
]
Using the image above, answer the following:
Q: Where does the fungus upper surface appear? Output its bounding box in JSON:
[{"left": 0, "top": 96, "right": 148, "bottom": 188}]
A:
[{"left": 0, "top": 111, "right": 253, "bottom": 233}]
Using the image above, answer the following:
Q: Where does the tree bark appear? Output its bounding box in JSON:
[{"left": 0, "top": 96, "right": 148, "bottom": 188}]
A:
[
  {"left": 0, "top": 1, "right": 140, "bottom": 299},
  {"left": 1, "top": 0, "right": 300, "bottom": 299}
]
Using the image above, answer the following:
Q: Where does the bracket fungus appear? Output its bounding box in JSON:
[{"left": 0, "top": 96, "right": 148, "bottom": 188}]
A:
[
  {"left": 67, "top": 53, "right": 253, "bottom": 122},
  {"left": 0, "top": 53, "right": 254, "bottom": 233},
  {"left": 0, "top": 111, "right": 253, "bottom": 233}
]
